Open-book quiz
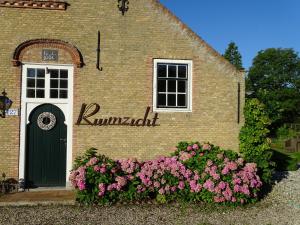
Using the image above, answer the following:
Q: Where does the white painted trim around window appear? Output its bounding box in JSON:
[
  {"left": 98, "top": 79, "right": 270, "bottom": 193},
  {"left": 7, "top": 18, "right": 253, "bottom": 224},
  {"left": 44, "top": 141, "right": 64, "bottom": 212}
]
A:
[
  {"left": 19, "top": 63, "right": 74, "bottom": 187},
  {"left": 153, "top": 59, "right": 193, "bottom": 112}
]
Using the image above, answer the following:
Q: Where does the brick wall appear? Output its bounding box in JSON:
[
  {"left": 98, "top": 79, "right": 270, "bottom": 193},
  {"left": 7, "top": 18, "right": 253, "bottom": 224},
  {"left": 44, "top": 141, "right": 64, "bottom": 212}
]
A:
[{"left": 0, "top": 0, "right": 245, "bottom": 179}]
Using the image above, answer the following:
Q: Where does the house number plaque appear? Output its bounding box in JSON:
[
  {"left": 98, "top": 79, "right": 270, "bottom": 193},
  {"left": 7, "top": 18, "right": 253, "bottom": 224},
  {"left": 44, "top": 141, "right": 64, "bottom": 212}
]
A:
[{"left": 42, "top": 49, "right": 58, "bottom": 61}]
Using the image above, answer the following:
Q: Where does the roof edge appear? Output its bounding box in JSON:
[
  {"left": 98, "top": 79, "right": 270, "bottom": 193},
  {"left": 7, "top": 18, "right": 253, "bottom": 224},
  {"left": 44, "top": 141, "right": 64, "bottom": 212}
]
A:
[{"left": 150, "top": 0, "right": 244, "bottom": 75}]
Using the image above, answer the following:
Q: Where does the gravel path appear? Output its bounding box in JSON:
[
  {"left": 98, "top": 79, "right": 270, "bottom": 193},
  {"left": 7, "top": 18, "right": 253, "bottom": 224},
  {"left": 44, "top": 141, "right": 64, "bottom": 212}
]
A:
[{"left": 0, "top": 170, "right": 299, "bottom": 225}]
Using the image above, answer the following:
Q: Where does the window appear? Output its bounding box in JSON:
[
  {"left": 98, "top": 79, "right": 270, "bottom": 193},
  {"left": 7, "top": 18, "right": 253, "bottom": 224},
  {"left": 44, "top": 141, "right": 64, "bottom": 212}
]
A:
[
  {"left": 153, "top": 59, "right": 192, "bottom": 112},
  {"left": 26, "top": 67, "right": 69, "bottom": 99}
]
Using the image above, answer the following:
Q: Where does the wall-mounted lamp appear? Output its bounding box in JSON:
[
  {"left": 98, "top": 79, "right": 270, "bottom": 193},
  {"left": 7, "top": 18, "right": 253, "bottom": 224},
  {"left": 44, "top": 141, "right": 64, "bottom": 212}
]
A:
[
  {"left": 118, "top": 0, "right": 129, "bottom": 16},
  {"left": 0, "top": 90, "right": 13, "bottom": 118}
]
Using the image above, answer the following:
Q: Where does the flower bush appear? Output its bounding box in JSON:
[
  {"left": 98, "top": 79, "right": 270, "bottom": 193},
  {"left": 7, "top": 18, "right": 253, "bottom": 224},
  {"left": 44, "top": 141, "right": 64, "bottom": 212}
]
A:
[{"left": 70, "top": 142, "right": 263, "bottom": 205}]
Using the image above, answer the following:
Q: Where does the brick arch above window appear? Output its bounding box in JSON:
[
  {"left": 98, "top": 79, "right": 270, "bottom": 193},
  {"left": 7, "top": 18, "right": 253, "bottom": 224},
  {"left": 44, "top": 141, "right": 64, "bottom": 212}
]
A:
[{"left": 12, "top": 39, "right": 84, "bottom": 68}]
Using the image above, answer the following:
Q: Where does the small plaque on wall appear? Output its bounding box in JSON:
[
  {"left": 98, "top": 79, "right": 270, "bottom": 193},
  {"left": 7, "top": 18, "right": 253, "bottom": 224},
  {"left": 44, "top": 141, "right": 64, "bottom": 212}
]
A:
[
  {"left": 5, "top": 109, "right": 19, "bottom": 116},
  {"left": 42, "top": 49, "right": 58, "bottom": 61}
]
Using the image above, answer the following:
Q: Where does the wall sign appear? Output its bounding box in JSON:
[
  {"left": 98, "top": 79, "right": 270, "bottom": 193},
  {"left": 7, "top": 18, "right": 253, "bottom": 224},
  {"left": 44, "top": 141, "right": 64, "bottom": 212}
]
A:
[
  {"left": 5, "top": 108, "right": 19, "bottom": 116},
  {"left": 42, "top": 49, "right": 58, "bottom": 61},
  {"left": 76, "top": 103, "right": 159, "bottom": 127}
]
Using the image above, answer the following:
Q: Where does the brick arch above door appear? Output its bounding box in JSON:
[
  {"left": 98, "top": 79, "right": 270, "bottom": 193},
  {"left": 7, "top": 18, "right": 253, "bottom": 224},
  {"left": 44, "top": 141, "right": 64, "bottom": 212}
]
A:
[{"left": 12, "top": 39, "right": 84, "bottom": 68}]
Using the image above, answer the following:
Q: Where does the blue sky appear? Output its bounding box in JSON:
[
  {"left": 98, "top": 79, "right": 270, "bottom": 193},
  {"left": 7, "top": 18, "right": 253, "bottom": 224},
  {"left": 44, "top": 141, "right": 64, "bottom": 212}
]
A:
[{"left": 159, "top": 0, "right": 300, "bottom": 69}]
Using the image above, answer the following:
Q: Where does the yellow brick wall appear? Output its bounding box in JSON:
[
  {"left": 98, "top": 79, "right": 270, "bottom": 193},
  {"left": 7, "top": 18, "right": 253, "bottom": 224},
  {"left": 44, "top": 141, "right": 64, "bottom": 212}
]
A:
[{"left": 0, "top": 0, "right": 245, "bottom": 179}]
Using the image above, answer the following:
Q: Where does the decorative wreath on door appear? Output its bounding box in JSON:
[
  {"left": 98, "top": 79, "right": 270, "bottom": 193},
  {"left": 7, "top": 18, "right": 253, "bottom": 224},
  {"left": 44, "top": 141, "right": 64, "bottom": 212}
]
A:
[{"left": 37, "top": 112, "right": 56, "bottom": 131}]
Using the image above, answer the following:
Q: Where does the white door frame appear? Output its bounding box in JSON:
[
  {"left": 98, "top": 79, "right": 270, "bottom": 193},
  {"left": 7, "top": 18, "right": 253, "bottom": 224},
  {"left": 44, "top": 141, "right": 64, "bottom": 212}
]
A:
[{"left": 19, "top": 63, "right": 74, "bottom": 187}]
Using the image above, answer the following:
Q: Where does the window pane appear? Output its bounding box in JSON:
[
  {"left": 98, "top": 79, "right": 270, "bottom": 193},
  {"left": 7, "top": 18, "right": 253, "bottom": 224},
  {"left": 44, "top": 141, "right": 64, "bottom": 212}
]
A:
[
  {"left": 27, "top": 79, "right": 35, "bottom": 88},
  {"left": 37, "top": 69, "right": 45, "bottom": 78},
  {"left": 168, "top": 65, "right": 176, "bottom": 78},
  {"left": 60, "top": 80, "right": 68, "bottom": 89},
  {"left": 60, "top": 70, "right": 68, "bottom": 78},
  {"left": 157, "top": 94, "right": 166, "bottom": 107},
  {"left": 158, "top": 64, "right": 167, "bottom": 77},
  {"left": 36, "top": 79, "right": 45, "bottom": 88},
  {"left": 168, "top": 80, "right": 176, "bottom": 92},
  {"left": 178, "top": 94, "right": 186, "bottom": 107},
  {"left": 178, "top": 81, "right": 186, "bottom": 93},
  {"left": 59, "top": 90, "right": 68, "bottom": 99},
  {"left": 178, "top": 65, "right": 187, "bottom": 78},
  {"left": 158, "top": 80, "right": 166, "bottom": 92},
  {"left": 26, "top": 89, "right": 35, "bottom": 98},
  {"left": 50, "top": 79, "right": 59, "bottom": 88},
  {"left": 49, "top": 69, "right": 59, "bottom": 78},
  {"left": 27, "top": 68, "right": 35, "bottom": 78},
  {"left": 50, "top": 89, "right": 58, "bottom": 98},
  {"left": 167, "top": 94, "right": 176, "bottom": 106},
  {"left": 36, "top": 89, "right": 45, "bottom": 98}
]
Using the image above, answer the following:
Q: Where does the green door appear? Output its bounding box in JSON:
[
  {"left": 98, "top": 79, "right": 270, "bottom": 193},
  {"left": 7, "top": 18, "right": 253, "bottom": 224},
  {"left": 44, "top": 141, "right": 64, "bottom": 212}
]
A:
[{"left": 26, "top": 104, "right": 67, "bottom": 187}]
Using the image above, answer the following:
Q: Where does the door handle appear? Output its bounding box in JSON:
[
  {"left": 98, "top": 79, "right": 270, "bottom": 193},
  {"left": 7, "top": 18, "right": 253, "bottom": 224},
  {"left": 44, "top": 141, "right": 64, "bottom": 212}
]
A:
[{"left": 60, "top": 138, "right": 67, "bottom": 142}]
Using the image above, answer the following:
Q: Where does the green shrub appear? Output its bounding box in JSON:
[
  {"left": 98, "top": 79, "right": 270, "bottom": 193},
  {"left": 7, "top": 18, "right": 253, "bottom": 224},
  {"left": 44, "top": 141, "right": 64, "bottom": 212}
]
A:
[{"left": 239, "top": 98, "right": 275, "bottom": 184}]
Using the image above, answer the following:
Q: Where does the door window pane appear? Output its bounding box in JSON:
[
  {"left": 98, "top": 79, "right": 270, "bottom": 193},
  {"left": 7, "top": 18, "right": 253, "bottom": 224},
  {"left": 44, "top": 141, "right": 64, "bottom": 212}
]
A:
[
  {"left": 50, "top": 69, "right": 59, "bottom": 78},
  {"left": 36, "top": 89, "right": 45, "bottom": 98},
  {"left": 50, "top": 79, "right": 59, "bottom": 88},
  {"left": 27, "top": 79, "right": 35, "bottom": 88},
  {"left": 37, "top": 69, "right": 45, "bottom": 78},
  {"left": 60, "top": 70, "right": 68, "bottom": 78},
  {"left": 59, "top": 90, "right": 68, "bottom": 99},
  {"left": 27, "top": 68, "right": 35, "bottom": 78},
  {"left": 27, "top": 89, "right": 35, "bottom": 98},
  {"left": 36, "top": 79, "right": 45, "bottom": 88},
  {"left": 50, "top": 89, "right": 58, "bottom": 98},
  {"left": 60, "top": 80, "right": 68, "bottom": 89}
]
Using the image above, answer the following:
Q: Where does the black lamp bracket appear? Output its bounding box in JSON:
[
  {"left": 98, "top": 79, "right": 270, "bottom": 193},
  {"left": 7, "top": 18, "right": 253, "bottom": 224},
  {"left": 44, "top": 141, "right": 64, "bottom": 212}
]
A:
[{"left": 118, "top": 0, "right": 129, "bottom": 16}]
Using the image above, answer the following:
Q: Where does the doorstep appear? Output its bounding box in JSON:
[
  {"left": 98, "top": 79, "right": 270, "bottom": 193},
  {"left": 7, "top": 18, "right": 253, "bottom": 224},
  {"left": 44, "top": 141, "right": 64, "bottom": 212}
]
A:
[{"left": 0, "top": 190, "right": 76, "bottom": 207}]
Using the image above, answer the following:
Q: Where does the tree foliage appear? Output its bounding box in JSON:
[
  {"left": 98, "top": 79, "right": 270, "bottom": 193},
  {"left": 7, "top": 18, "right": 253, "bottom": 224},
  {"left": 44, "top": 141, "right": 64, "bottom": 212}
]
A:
[
  {"left": 246, "top": 48, "right": 300, "bottom": 130},
  {"left": 240, "top": 99, "right": 274, "bottom": 184},
  {"left": 223, "top": 42, "right": 243, "bottom": 70}
]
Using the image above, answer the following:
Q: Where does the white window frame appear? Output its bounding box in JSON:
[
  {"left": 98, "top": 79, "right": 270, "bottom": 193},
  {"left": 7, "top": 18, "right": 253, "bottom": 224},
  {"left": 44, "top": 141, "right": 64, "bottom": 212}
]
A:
[{"left": 153, "top": 59, "right": 193, "bottom": 112}]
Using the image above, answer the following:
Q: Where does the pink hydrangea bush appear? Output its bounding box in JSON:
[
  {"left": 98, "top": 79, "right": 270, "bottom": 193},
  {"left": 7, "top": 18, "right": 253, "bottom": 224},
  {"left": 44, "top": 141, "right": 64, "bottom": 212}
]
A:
[{"left": 70, "top": 142, "right": 263, "bottom": 205}]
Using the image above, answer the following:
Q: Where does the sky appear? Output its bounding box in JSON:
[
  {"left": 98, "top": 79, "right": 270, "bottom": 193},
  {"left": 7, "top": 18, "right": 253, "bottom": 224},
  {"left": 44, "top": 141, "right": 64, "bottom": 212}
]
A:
[{"left": 159, "top": 0, "right": 300, "bottom": 70}]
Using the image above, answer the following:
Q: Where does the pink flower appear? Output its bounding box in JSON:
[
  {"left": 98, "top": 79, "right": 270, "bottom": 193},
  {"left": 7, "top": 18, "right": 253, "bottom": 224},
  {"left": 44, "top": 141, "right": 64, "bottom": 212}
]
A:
[
  {"left": 98, "top": 183, "right": 105, "bottom": 197},
  {"left": 199, "top": 153, "right": 204, "bottom": 156},
  {"left": 180, "top": 152, "right": 192, "bottom": 162},
  {"left": 86, "top": 157, "right": 98, "bottom": 166},
  {"left": 154, "top": 181, "right": 160, "bottom": 188},
  {"left": 186, "top": 146, "right": 193, "bottom": 151},
  {"left": 78, "top": 180, "right": 86, "bottom": 191},
  {"left": 202, "top": 143, "right": 211, "bottom": 151},
  {"left": 203, "top": 179, "right": 215, "bottom": 192},
  {"left": 100, "top": 167, "right": 106, "bottom": 174},
  {"left": 158, "top": 188, "right": 165, "bottom": 195},
  {"left": 192, "top": 144, "right": 199, "bottom": 150},
  {"left": 116, "top": 176, "right": 127, "bottom": 187},
  {"left": 206, "top": 160, "right": 213, "bottom": 167},
  {"left": 218, "top": 181, "right": 226, "bottom": 190},
  {"left": 178, "top": 181, "right": 185, "bottom": 190}
]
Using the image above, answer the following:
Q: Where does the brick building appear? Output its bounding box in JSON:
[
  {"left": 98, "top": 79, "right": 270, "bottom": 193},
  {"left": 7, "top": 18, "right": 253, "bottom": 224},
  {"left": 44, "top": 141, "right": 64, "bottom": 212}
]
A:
[{"left": 0, "top": 0, "right": 245, "bottom": 187}]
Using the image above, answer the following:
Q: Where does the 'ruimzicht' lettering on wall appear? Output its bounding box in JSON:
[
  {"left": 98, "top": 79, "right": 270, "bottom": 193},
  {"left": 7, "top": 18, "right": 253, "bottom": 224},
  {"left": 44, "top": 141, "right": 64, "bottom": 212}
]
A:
[{"left": 76, "top": 103, "right": 159, "bottom": 127}]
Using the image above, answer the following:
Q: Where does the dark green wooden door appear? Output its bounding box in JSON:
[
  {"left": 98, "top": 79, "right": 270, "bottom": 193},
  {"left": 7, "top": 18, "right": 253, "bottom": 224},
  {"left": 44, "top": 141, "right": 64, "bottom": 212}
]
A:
[{"left": 26, "top": 104, "right": 67, "bottom": 187}]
